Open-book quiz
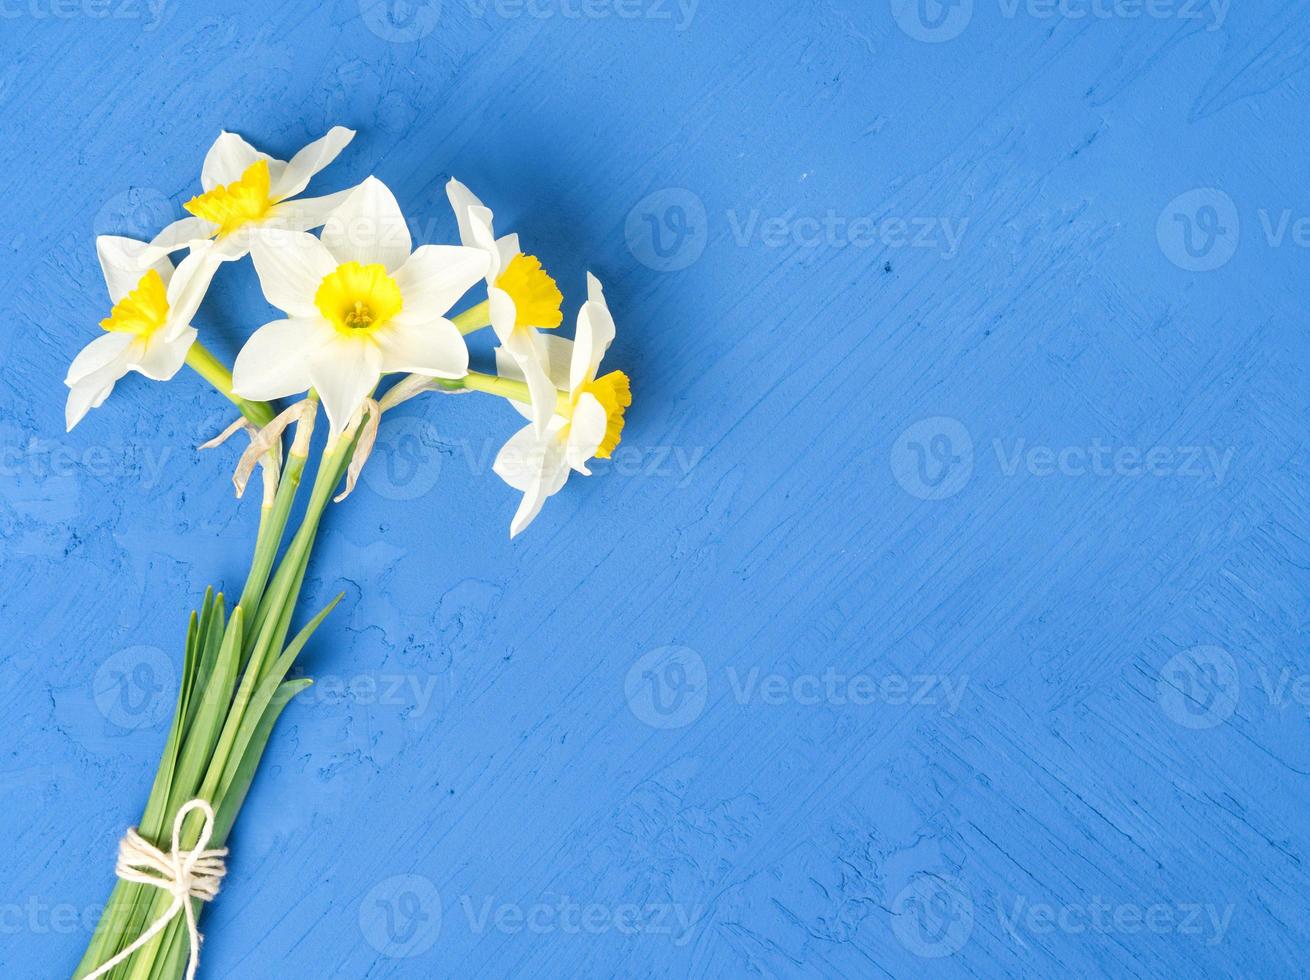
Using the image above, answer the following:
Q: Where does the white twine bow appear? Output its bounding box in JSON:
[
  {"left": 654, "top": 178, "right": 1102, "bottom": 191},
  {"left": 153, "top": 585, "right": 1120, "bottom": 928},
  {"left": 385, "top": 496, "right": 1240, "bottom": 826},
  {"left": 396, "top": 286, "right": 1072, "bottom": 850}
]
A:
[{"left": 84, "top": 799, "right": 228, "bottom": 980}]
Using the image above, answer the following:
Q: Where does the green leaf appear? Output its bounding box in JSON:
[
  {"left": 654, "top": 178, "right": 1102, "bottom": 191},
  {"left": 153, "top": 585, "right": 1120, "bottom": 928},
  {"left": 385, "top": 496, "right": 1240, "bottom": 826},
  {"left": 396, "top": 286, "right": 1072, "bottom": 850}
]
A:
[
  {"left": 213, "top": 678, "right": 313, "bottom": 845},
  {"left": 215, "top": 594, "right": 342, "bottom": 805}
]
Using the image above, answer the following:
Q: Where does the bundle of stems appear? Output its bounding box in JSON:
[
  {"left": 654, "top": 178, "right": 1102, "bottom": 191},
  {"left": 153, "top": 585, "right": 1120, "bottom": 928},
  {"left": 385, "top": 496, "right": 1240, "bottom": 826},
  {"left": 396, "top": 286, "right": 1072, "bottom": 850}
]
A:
[{"left": 74, "top": 381, "right": 361, "bottom": 980}]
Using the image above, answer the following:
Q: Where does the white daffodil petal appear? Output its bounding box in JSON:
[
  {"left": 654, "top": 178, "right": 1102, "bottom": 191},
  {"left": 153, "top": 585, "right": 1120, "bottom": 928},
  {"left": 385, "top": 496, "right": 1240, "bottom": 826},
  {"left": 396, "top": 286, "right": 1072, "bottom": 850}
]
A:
[
  {"left": 571, "top": 272, "right": 617, "bottom": 391},
  {"left": 468, "top": 206, "right": 502, "bottom": 279},
  {"left": 142, "top": 216, "right": 216, "bottom": 264},
  {"left": 201, "top": 131, "right": 277, "bottom": 191},
  {"left": 391, "top": 245, "right": 490, "bottom": 324},
  {"left": 233, "top": 318, "right": 322, "bottom": 400},
  {"left": 494, "top": 427, "right": 570, "bottom": 538},
  {"left": 537, "top": 334, "right": 575, "bottom": 391},
  {"left": 495, "top": 334, "right": 571, "bottom": 392},
  {"left": 493, "top": 347, "right": 534, "bottom": 422},
  {"left": 128, "top": 326, "right": 197, "bottom": 381},
  {"left": 267, "top": 188, "right": 356, "bottom": 233},
  {"left": 309, "top": 333, "right": 383, "bottom": 435},
  {"left": 375, "top": 317, "right": 468, "bottom": 378},
  {"left": 566, "top": 392, "right": 609, "bottom": 474},
  {"left": 97, "top": 236, "right": 174, "bottom": 302},
  {"left": 271, "top": 126, "right": 355, "bottom": 202},
  {"left": 250, "top": 231, "right": 337, "bottom": 318},
  {"left": 321, "top": 176, "right": 411, "bottom": 271},
  {"left": 488, "top": 286, "right": 517, "bottom": 345},
  {"left": 493, "top": 423, "right": 554, "bottom": 492},
  {"left": 210, "top": 225, "right": 259, "bottom": 262},
  {"left": 519, "top": 335, "right": 560, "bottom": 435},
  {"left": 446, "top": 177, "right": 486, "bottom": 248},
  {"left": 66, "top": 373, "right": 120, "bottom": 431},
  {"left": 66, "top": 331, "right": 134, "bottom": 386},
  {"left": 495, "top": 233, "right": 521, "bottom": 274},
  {"left": 164, "top": 244, "right": 221, "bottom": 328}
]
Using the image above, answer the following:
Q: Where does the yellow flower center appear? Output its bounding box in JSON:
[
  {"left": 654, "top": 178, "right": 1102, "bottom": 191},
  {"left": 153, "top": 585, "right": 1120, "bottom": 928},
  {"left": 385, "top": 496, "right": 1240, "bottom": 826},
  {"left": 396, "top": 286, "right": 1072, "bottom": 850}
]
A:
[
  {"left": 184, "top": 159, "right": 274, "bottom": 237},
  {"left": 569, "top": 371, "right": 631, "bottom": 458},
  {"left": 100, "top": 268, "right": 170, "bottom": 338},
  {"left": 314, "top": 262, "right": 404, "bottom": 336},
  {"left": 495, "top": 253, "right": 563, "bottom": 331}
]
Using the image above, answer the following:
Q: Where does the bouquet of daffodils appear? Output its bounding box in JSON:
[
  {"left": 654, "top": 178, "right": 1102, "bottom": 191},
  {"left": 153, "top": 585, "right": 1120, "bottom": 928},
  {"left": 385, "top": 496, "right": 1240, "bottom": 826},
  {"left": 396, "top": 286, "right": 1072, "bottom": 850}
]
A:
[{"left": 68, "top": 127, "right": 631, "bottom": 980}]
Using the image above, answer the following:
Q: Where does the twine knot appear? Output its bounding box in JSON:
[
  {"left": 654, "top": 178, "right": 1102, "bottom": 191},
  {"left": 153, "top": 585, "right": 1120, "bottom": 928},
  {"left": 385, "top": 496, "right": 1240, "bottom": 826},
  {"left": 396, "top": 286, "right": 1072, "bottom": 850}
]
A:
[{"left": 85, "top": 799, "right": 228, "bottom": 980}]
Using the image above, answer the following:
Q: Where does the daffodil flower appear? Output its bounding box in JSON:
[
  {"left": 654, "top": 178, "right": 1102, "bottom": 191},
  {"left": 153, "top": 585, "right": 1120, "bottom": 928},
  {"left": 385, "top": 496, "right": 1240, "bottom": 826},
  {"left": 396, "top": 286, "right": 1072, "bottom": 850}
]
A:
[
  {"left": 492, "top": 274, "right": 632, "bottom": 537},
  {"left": 142, "top": 127, "right": 357, "bottom": 263},
  {"left": 446, "top": 177, "right": 565, "bottom": 434},
  {"left": 232, "top": 177, "right": 489, "bottom": 437},
  {"left": 65, "top": 237, "right": 219, "bottom": 431}
]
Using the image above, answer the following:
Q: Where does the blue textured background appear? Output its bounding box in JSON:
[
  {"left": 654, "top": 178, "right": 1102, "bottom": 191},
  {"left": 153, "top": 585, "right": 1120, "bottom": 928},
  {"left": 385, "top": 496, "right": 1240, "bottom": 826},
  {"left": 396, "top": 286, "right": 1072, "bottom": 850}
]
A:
[{"left": 3, "top": 1, "right": 1309, "bottom": 976}]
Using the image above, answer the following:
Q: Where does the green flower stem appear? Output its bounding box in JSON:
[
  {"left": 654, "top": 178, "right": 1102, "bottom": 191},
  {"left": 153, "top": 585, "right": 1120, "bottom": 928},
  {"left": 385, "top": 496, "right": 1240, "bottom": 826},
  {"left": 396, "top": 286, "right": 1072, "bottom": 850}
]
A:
[
  {"left": 77, "top": 404, "right": 364, "bottom": 980},
  {"left": 445, "top": 370, "right": 531, "bottom": 402},
  {"left": 184, "top": 342, "right": 275, "bottom": 428},
  {"left": 450, "top": 299, "right": 491, "bottom": 334},
  {"left": 437, "top": 371, "right": 573, "bottom": 414},
  {"left": 138, "top": 427, "right": 360, "bottom": 980}
]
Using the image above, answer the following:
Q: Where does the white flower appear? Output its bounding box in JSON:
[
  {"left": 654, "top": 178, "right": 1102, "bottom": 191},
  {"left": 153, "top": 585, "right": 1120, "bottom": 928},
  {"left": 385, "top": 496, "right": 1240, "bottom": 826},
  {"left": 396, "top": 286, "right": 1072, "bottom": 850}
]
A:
[
  {"left": 65, "top": 236, "right": 219, "bottom": 431},
  {"left": 447, "top": 177, "right": 564, "bottom": 434},
  {"left": 493, "top": 274, "right": 631, "bottom": 537},
  {"left": 143, "top": 127, "right": 357, "bottom": 263},
  {"left": 233, "top": 177, "right": 489, "bottom": 436}
]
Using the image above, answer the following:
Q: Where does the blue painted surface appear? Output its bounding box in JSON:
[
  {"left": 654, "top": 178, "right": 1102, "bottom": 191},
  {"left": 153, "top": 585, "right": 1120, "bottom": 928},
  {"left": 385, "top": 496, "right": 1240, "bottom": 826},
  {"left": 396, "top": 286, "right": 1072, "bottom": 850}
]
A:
[{"left": 2, "top": 1, "right": 1309, "bottom": 976}]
